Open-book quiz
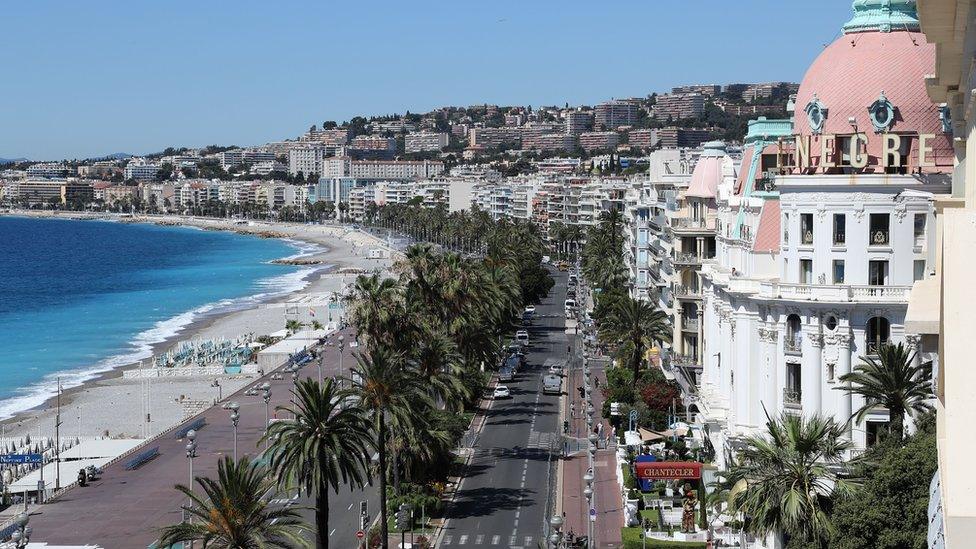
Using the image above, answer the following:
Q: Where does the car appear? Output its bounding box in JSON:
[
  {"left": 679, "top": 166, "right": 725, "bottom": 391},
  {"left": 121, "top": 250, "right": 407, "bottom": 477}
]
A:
[
  {"left": 498, "top": 368, "right": 515, "bottom": 382},
  {"left": 568, "top": 274, "right": 578, "bottom": 284},
  {"left": 548, "top": 363, "right": 563, "bottom": 376},
  {"left": 542, "top": 375, "right": 562, "bottom": 395},
  {"left": 515, "top": 330, "right": 529, "bottom": 345},
  {"left": 493, "top": 385, "right": 511, "bottom": 399},
  {"left": 524, "top": 305, "right": 536, "bottom": 316}
]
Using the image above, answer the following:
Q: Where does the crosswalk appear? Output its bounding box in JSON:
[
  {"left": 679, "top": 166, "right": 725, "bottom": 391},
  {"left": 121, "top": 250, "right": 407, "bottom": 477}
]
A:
[
  {"left": 441, "top": 533, "right": 534, "bottom": 546},
  {"left": 527, "top": 429, "right": 559, "bottom": 450}
]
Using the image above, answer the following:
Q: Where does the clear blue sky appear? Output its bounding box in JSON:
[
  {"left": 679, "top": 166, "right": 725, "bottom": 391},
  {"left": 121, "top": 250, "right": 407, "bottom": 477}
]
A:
[{"left": 1, "top": 1, "right": 855, "bottom": 161}]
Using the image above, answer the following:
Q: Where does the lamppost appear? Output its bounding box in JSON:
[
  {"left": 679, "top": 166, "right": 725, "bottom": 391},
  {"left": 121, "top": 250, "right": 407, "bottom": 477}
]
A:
[
  {"left": 227, "top": 402, "right": 240, "bottom": 460},
  {"left": 9, "top": 512, "right": 29, "bottom": 548},
  {"left": 337, "top": 335, "right": 346, "bottom": 386},
  {"left": 261, "top": 382, "right": 272, "bottom": 448},
  {"left": 184, "top": 429, "right": 198, "bottom": 524},
  {"left": 548, "top": 514, "right": 564, "bottom": 548}
]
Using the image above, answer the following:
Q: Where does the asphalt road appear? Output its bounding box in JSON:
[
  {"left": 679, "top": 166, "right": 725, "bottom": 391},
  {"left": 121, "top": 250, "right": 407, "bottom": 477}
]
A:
[
  {"left": 438, "top": 270, "right": 568, "bottom": 548},
  {"left": 26, "top": 328, "right": 377, "bottom": 548}
]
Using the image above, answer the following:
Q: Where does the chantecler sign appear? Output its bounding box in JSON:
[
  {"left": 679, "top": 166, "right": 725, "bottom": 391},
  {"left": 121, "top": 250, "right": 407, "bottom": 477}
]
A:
[{"left": 635, "top": 461, "right": 703, "bottom": 480}]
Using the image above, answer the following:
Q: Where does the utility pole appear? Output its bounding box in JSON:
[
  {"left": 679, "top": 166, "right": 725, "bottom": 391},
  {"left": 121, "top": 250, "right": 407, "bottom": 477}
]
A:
[{"left": 54, "top": 378, "right": 62, "bottom": 492}]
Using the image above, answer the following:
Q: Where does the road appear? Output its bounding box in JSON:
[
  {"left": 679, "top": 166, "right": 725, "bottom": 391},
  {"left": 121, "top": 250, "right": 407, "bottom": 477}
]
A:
[
  {"left": 438, "top": 270, "right": 569, "bottom": 548},
  {"left": 27, "top": 328, "right": 377, "bottom": 548}
]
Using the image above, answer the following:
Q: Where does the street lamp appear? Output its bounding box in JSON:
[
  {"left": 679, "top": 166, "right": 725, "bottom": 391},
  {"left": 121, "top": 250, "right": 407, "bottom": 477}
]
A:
[
  {"left": 549, "top": 514, "right": 564, "bottom": 548},
  {"left": 184, "top": 430, "right": 198, "bottom": 524},
  {"left": 261, "top": 382, "right": 272, "bottom": 447},
  {"left": 338, "top": 335, "right": 346, "bottom": 385},
  {"left": 227, "top": 402, "right": 240, "bottom": 460}
]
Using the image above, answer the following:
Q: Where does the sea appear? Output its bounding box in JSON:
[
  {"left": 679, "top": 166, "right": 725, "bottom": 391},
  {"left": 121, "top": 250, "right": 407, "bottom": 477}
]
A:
[{"left": 0, "top": 216, "right": 319, "bottom": 419}]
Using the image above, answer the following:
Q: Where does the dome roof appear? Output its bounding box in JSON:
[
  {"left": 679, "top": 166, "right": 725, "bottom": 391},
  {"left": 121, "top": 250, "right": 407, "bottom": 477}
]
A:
[
  {"left": 792, "top": 0, "right": 952, "bottom": 172},
  {"left": 687, "top": 141, "right": 734, "bottom": 199}
]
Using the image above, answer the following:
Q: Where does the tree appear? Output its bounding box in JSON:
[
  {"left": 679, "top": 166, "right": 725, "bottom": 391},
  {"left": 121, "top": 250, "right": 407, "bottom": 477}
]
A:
[
  {"left": 599, "top": 296, "right": 671, "bottom": 383},
  {"left": 723, "top": 413, "right": 857, "bottom": 548},
  {"left": 157, "top": 456, "right": 308, "bottom": 548},
  {"left": 347, "top": 348, "right": 433, "bottom": 549},
  {"left": 838, "top": 342, "right": 933, "bottom": 440},
  {"left": 264, "top": 379, "right": 373, "bottom": 549},
  {"left": 829, "top": 414, "right": 936, "bottom": 549},
  {"left": 285, "top": 319, "right": 303, "bottom": 334}
]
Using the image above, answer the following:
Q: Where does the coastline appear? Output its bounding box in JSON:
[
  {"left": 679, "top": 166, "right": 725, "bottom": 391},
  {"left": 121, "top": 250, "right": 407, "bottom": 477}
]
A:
[{"left": 0, "top": 210, "right": 397, "bottom": 440}]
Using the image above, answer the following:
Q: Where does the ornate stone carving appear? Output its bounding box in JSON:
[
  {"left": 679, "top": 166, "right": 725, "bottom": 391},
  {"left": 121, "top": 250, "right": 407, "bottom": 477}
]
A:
[
  {"left": 808, "top": 333, "right": 825, "bottom": 349},
  {"left": 834, "top": 333, "right": 852, "bottom": 349}
]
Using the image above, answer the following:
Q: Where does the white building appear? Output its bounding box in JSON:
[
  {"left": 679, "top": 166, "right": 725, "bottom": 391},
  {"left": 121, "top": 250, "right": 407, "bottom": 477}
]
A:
[
  {"left": 689, "top": 1, "right": 953, "bottom": 470},
  {"left": 123, "top": 159, "right": 161, "bottom": 181},
  {"left": 26, "top": 163, "right": 69, "bottom": 179},
  {"left": 321, "top": 157, "right": 444, "bottom": 181},
  {"left": 404, "top": 132, "right": 449, "bottom": 153}
]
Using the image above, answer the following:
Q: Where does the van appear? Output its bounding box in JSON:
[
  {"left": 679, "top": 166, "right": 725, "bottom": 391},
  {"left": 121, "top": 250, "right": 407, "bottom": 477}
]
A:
[
  {"left": 516, "top": 330, "right": 529, "bottom": 346},
  {"left": 542, "top": 374, "right": 562, "bottom": 395},
  {"left": 564, "top": 299, "right": 576, "bottom": 311},
  {"left": 499, "top": 368, "right": 515, "bottom": 382}
]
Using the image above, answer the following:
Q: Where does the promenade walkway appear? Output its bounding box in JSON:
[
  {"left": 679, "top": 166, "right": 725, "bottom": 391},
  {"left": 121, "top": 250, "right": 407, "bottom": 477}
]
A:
[
  {"left": 562, "top": 362, "right": 623, "bottom": 548},
  {"left": 25, "top": 327, "right": 366, "bottom": 548}
]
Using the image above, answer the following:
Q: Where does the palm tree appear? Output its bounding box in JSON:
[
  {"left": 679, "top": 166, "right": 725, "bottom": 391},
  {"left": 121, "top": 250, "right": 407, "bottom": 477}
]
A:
[
  {"left": 599, "top": 296, "right": 671, "bottom": 382},
  {"left": 157, "top": 456, "right": 308, "bottom": 548},
  {"left": 346, "top": 274, "right": 404, "bottom": 350},
  {"left": 723, "top": 413, "right": 856, "bottom": 548},
  {"left": 347, "top": 348, "right": 433, "bottom": 549},
  {"left": 285, "top": 319, "right": 303, "bottom": 334},
  {"left": 263, "top": 378, "right": 373, "bottom": 549},
  {"left": 838, "top": 341, "right": 933, "bottom": 440}
]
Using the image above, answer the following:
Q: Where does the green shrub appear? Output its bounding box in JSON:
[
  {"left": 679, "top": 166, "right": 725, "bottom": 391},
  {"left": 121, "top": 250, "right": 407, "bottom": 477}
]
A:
[{"left": 620, "top": 528, "right": 707, "bottom": 548}]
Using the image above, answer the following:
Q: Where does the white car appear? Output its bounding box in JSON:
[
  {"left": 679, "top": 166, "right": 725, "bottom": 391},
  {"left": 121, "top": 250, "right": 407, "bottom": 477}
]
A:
[
  {"left": 524, "top": 305, "right": 536, "bottom": 316},
  {"left": 516, "top": 330, "right": 529, "bottom": 345},
  {"left": 493, "top": 385, "right": 511, "bottom": 399}
]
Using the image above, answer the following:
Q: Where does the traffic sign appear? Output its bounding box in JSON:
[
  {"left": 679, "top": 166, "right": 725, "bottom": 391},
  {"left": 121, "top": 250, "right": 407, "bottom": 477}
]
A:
[
  {"left": 356, "top": 530, "right": 365, "bottom": 539},
  {"left": 0, "top": 454, "right": 41, "bottom": 465},
  {"left": 589, "top": 508, "right": 597, "bottom": 522}
]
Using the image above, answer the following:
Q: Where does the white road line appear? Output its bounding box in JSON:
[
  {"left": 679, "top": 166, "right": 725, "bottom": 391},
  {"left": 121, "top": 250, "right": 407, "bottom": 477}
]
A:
[
  {"left": 347, "top": 502, "right": 354, "bottom": 510},
  {"left": 510, "top": 535, "right": 518, "bottom": 546},
  {"left": 329, "top": 528, "right": 336, "bottom": 536},
  {"left": 475, "top": 534, "right": 484, "bottom": 544},
  {"left": 491, "top": 535, "right": 500, "bottom": 545},
  {"left": 459, "top": 534, "right": 468, "bottom": 545},
  {"left": 524, "top": 535, "right": 534, "bottom": 545},
  {"left": 443, "top": 534, "right": 453, "bottom": 545}
]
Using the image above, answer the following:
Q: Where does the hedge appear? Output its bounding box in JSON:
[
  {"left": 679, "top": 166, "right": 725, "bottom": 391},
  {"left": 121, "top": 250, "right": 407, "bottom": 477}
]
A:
[{"left": 620, "top": 527, "right": 707, "bottom": 549}]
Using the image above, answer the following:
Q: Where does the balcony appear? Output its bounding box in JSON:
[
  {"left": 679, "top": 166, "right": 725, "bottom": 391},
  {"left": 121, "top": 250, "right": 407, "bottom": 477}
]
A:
[
  {"left": 756, "top": 282, "right": 912, "bottom": 303},
  {"left": 784, "top": 335, "right": 802, "bottom": 355},
  {"left": 801, "top": 230, "right": 814, "bottom": 245},
  {"left": 869, "top": 230, "right": 890, "bottom": 246},
  {"left": 673, "top": 252, "right": 703, "bottom": 266},
  {"left": 671, "top": 354, "right": 702, "bottom": 369},
  {"left": 672, "top": 217, "right": 714, "bottom": 234},
  {"left": 681, "top": 317, "right": 700, "bottom": 331},
  {"left": 673, "top": 284, "right": 702, "bottom": 300},
  {"left": 783, "top": 387, "right": 802, "bottom": 407}
]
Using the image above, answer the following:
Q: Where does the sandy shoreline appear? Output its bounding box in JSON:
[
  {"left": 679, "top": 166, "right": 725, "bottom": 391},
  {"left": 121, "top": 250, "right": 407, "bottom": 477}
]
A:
[{"left": 0, "top": 211, "right": 397, "bottom": 441}]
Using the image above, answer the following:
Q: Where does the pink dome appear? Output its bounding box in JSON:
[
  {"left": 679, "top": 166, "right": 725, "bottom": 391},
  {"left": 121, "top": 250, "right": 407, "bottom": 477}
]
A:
[
  {"left": 686, "top": 141, "right": 728, "bottom": 199},
  {"left": 793, "top": 30, "right": 953, "bottom": 172}
]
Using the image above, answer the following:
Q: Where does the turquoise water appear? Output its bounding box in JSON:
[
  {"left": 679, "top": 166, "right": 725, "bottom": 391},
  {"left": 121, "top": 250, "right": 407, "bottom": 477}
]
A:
[{"left": 0, "top": 216, "right": 316, "bottom": 418}]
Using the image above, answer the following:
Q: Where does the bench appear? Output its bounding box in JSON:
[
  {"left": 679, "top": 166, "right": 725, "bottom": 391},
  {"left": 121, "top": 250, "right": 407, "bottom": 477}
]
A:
[
  {"left": 174, "top": 418, "right": 206, "bottom": 439},
  {"left": 124, "top": 446, "right": 160, "bottom": 471}
]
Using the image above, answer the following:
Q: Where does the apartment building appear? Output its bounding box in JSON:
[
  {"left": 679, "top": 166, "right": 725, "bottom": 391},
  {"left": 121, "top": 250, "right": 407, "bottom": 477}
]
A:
[
  {"left": 404, "top": 132, "right": 449, "bottom": 153},
  {"left": 578, "top": 131, "right": 620, "bottom": 152},
  {"left": 656, "top": 127, "right": 713, "bottom": 148},
  {"left": 250, "top": 161, "right": 288, "bottom": 176},
  {"left": 26, "top": 163, "right": 69, "bottom": 179},
  {"left": 468, "top": 127, "right": 521, "bottom": 150},
  {"left": 300, "top": 128, "right": 350, "bottom": 146},
  {"left": 288, "top": 146, "right": 329, "bottom": 177},
  {"left": 671, "top": 84, "right": 721, "bottom": 96},
  {"left": 564, "top": 111, "right": 593, "bottom": 135},
  {"left": 522, "top": 132, "right": 577, "bottom": 152},
  {"left": 652, "top": 93, "right": 706, "bottom": 120},
  {"left": 741, "top": 81, "right": 799, "bottom": 102},
  {"left": 7, "top": 179, "right": 94, "bottom": 205},
  {"left": 123, "top": 159, "right": 161, "bottom": 181},
  {"left": 320, "top": 157, "right": 444, "bottom": 181},
  {"left": 594, "top": 100, "right": 639, "bottom": 130},
  {"left": 628, "top": 129, "right": 658, "bottom": 149}
]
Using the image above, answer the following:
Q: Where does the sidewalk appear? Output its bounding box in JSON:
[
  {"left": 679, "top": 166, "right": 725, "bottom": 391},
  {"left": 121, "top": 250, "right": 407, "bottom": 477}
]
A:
[{"left": 561, "top": 363, "right": 623, "bottom": 548}]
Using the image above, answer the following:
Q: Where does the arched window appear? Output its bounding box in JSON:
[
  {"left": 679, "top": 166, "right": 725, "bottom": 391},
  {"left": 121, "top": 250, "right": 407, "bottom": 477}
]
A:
[
  {"left": 785, "top": 314, "right": 802, "bottom": 354},
  {"left": 866, "top": 317, "right": 890, "bottom": 354}
]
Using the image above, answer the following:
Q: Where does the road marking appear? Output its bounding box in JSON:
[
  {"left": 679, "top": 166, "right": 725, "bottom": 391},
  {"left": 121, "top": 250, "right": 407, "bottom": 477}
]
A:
[
  {"left": 475, "top": 534, "right": 484, "bottom": 544},
  {"left": 491, "top": 535, "right": 500, "bottom": 545},
  {"left": 510, "top": 535, "right": 518, "bottom": 545},
  {"left": 524, "top": 535, "right": 533, "bottom": 545},
  {"left": 459, "top": 534, "right": 468, "bottom": 545},
  {"left": 347, "top": 502, "right": 354, "bottom": 510},
  {"left": 329, "top": 528, "right": 335, "bottom": 536},
  {"left": 443, "top": 535, "right": 453, "bottom": 545}
]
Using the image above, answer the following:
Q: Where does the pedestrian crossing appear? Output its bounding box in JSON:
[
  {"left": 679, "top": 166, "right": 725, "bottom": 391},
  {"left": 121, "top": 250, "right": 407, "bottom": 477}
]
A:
[
  {"left": 440, "top": 533, "right": 533, "bottom": 546},
  {"left": 527, "top": 429, "right": 559, "bottom": 450}
]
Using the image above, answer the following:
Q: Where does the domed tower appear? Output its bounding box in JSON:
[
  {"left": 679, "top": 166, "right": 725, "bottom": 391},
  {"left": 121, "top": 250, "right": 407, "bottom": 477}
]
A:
[{"left": 791, "top": 0, "right": 953, "bottom": 175}]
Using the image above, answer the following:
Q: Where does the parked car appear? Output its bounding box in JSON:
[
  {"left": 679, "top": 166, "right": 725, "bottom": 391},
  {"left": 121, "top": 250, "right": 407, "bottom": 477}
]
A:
[
  {"left": 524, "top": 305, "right": 536, "bottom": 316},
  {"left": 516, "top": 330, "right": 530, "bottom": 346},
  {"left": 542, "top": 375, "right": 562, "bottom": 395},
  {"left": 499, "top": 368, "right": 515, "bottom": 382},
  {"left": 493, "top": 385, "right": 511, "bottom": 399},
  {"left": 548, "top": 362, "right": 563, "bottom": 376}
]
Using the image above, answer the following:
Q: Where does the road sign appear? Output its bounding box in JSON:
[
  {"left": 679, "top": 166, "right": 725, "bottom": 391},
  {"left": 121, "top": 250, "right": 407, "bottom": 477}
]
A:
[
  {"left": 356, "top": 530, "right": 365, "bottom": 539},
  {"left": 589, "top": 508, "right": 597, "bottom": 522},
  {"left": 0, "top": 454, "right": 41, "bottom": 465}
]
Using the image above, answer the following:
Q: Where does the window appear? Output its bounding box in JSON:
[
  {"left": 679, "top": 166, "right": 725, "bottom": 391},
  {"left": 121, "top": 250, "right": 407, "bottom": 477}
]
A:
[
  {"left": 783, "top": 213, "right": 790, "bottom": 245},
  {"left": 914, "top": 259, "right": 926, "bottom": 281},
  {"left": 800, "top": 259, "right": 813, "bottom": 284},
  {"left": 801, "top": 213, "right": 814, "bottom": 245},
  {"left": 833, "top": 214, "right": 846, "bottom": 245},
  {"left": 869, "top": 213, "right": 890, "bottom": 245},
  {"left": 914, "top": 213, "right": 926, "bottom": 247},
  {"left": 833, "top": 260, "right": 846, "bottom": 284},
  {"left": 866, "top": 421, "right": 890, "bottom": 447},
  {"left": 869, "top": 260, "right": 889, "bottom": 286},
  {"left": 785, "top": 314, "right": 802, "bottom": 354},
  {"left": 827, "top": 363, "right": 836, "bottom": 382},
  {"left": 866, "top": 316, "right": 890, "bottom": 354},
  {"left": 785, "top": 363, "right": 802, "bottom": 405}
]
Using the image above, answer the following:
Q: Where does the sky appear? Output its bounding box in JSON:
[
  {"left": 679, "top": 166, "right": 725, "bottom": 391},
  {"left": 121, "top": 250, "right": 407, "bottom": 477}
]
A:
[{"left": 0, "top": 1, "right": 856, "bottom": 161}]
